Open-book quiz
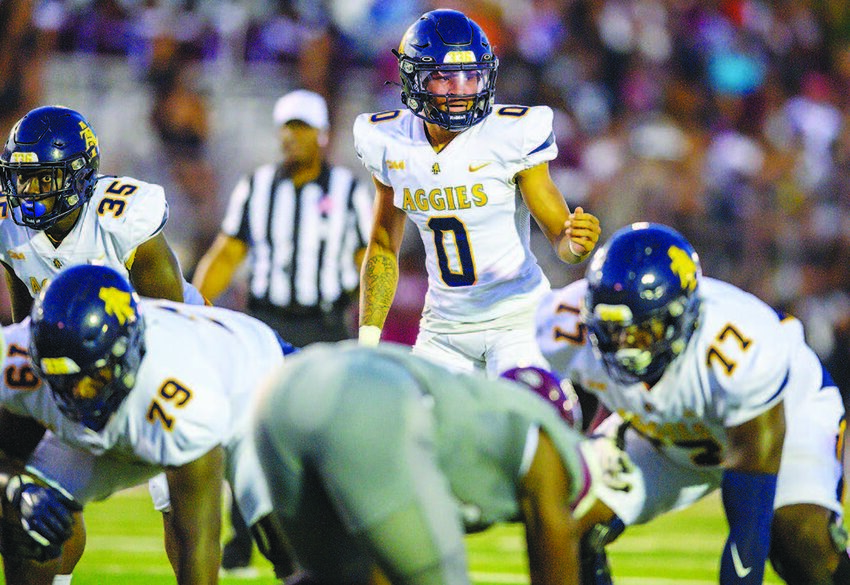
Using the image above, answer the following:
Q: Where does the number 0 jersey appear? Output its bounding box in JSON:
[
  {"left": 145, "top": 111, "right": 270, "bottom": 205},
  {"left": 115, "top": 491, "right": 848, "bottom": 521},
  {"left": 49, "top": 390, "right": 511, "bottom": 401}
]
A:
[
  {"left": 536, "top": 277, "right": 828, "bottom": 468},
  {"left": 0, "top": 300, "right": 285, "bottom": 468},
  {"left": 354, "top": 106, "right": 558, "bottom": 328},
  {"left": 0, "top": 175, "right": 201, "bottom": 303}
]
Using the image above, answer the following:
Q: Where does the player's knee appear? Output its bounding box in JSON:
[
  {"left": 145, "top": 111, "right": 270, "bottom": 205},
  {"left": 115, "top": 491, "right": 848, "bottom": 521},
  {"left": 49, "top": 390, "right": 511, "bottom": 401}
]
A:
[
  {"left": 770, "top": 505, "right": 839, "bottom": 583},
  {"left": 251, "top": 513, "right": 295, "bottom": 579}
]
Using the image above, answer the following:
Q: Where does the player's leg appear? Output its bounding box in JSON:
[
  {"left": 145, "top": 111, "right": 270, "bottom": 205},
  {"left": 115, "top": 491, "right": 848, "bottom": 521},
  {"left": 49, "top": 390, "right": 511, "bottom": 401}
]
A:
[
  {"left": 222, "top": 498, "right": 253, "bottom": 572},
  {"left": 411, "top": 328, "right": 482, "bottom": 374},
  {"left": 483, "top": 316, "right": 550, "bottom": 378},
  {"left": 769, "top": 380, "right": 846, "bottom": 582}
]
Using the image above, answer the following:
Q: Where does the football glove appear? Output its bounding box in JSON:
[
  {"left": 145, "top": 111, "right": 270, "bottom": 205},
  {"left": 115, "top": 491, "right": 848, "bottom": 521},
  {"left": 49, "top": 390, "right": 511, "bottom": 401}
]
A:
[{"left": 5, "top": 473, "right": 82, "bottom": 554}]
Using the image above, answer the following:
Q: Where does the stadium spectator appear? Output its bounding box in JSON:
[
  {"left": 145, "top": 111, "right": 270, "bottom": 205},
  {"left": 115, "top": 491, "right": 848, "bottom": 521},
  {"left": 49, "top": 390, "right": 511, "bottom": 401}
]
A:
[
  {"left": 253, "top": 342, "right": 606, "bottom": 585},
  {"left": 0, "top": 264, "right": 295, "bottom": 584},
  {"left": 536, "top": 223, "right": 848, "bottom": 583},
  {"left": 354, "top": 9, "right": 600, "bottom": 377},
  {"left": 147, "top": 47, "right": 219, "bottom": 269}
]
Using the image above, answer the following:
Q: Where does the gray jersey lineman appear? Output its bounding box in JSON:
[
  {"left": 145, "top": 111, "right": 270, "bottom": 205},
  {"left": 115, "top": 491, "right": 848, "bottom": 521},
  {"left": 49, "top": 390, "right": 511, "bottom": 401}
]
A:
[{"left": 253, "top": 342, "right": 597, "bottom": 585}]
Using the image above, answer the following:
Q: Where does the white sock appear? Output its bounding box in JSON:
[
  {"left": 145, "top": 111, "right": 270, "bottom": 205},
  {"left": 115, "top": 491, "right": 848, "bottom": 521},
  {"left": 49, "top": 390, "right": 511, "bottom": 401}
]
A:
[{"left": 52, "top": 575, "right": 73, "bottom": 585}]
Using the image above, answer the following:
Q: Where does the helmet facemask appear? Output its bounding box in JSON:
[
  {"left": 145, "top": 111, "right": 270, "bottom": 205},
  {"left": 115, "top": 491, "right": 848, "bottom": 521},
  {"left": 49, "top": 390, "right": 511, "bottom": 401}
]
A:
[
  {"left": 36, "top": 318, "right": 145, "bottom": 433},
  {"left": 584, "top": 294, "right": 700, "bottom": 386},
  {"left": 2, "top": 156, "right": 95, "bottom": 230},
  {"left": 398, "top": 54, "right": 498, "bottom": 131}
]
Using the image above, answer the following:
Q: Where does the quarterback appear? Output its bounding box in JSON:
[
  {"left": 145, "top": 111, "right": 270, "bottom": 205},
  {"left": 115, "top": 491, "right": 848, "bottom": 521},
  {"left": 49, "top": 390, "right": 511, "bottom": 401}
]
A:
[
  {"left": 0, "top": 265, "right": 293, "bottom": 584},
  {"left": 536, "top": 223, "right": 848, "bottom": 583},
  {"left": 354, "top": 9, "right": 600, "bottom": 375}
]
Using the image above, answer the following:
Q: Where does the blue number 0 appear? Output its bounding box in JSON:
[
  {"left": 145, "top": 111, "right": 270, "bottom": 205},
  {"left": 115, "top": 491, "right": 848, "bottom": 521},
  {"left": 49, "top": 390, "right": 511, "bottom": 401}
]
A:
[{"left": 427, "top": 216, "right": 476, "bottom": 287}]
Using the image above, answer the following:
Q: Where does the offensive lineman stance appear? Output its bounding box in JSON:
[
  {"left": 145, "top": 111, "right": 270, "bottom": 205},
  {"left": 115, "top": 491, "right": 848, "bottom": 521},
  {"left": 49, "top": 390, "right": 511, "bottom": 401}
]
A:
[{"left": 537, "top": 223, "right": 848, "bottom": 583}]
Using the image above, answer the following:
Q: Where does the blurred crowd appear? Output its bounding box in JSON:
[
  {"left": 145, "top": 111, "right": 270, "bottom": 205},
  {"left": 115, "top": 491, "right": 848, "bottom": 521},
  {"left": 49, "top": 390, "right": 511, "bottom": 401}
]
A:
[{"left": 4, "top": 0, "right": 850, "bottom": 390}]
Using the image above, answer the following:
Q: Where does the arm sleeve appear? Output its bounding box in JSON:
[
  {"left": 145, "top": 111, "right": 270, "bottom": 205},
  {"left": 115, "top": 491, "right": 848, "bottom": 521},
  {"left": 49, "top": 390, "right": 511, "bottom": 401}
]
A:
[{"left": 719, "top": 469, "right": 777, "bottom": 584}]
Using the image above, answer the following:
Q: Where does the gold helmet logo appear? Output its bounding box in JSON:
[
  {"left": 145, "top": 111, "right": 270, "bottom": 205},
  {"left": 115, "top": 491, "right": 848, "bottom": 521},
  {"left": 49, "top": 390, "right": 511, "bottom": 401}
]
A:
[
  {"left": 668, "top": 246, "right": 698, "bottom": 292},
  {"left": 78, "top": 121, "right": 98, "bottom": 160},
  {"left": 99, "top": 286, "right": 134, "bottom": 325}
]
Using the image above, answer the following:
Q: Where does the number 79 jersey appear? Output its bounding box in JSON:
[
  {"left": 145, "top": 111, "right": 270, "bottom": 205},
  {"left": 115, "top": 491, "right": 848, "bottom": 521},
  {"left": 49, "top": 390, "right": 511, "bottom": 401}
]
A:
[
  {"left": 354, "top": 106, "right": 558, "bottom": 326},
  {"left": 0, "top": 175, "right": 198, "bottom": 302},
  {"left": 536, "top": 277, "right": 827, "bottom": 469},
  {"left": 0, "top": 301, "right": 286, "bottom": 466}
]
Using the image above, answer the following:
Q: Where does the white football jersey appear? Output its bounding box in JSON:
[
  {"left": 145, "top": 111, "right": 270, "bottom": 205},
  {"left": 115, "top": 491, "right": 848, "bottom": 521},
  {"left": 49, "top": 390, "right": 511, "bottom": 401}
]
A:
[
  {"left": 536, "top": 277, "right": 823, "bottom": 468},
  {"left": 354, "top": 107, "right": 557, "bottom": 328},
  {"left": 0, "top": 299, "right": 284, "bottom": 468},
  {"left": 0, "top": 175, "right": 201, "bottom": 303}
]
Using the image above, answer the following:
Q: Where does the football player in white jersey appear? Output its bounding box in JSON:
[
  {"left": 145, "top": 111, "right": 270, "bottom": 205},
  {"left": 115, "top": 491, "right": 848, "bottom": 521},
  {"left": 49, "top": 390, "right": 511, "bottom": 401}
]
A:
[
  {"left": 0, "top": 105, "right": 207, "bottom": 583},
  {"left": 0, "top": 105, "right": 204, "bottom": 318},
  {"left": 0, "top": 265, "right": 294, "bottom": 585},
  {"left": 536, "top": 223, "right": 848, "bottom": 584},
  {"left": 354, "top": 9, "right": 600, "bottom": 376}
]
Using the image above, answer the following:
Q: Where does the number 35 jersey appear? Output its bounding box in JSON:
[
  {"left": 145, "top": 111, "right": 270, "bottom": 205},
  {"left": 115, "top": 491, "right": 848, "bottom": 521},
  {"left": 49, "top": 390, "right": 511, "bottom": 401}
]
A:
[
  {"left": 536, "top": 277, "right": 832, "bottom": 469},
  {"left": 0, "top": 175, "right": 200, "bottom": 303},
  {"left": 354, "top": 106, "right": 558, "bottom": 327}
]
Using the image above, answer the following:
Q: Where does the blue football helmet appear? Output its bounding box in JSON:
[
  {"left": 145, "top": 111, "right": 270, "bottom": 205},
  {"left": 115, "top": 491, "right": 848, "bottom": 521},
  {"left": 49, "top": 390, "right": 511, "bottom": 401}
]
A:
[
  {"left": 30, "top": 265, "right": 145, "bottom": 432},
  {"left": 582, "top": 223, "right": 702, "bottom": 385},
  {"left": 0, "top": 105, "right": 100, "bottom": 230},
  {"left": 501, "top": 366, "right": 582, "bottom": 428},
  {"left": 395, "top": 9, "right": 498, "bottom": 131}
]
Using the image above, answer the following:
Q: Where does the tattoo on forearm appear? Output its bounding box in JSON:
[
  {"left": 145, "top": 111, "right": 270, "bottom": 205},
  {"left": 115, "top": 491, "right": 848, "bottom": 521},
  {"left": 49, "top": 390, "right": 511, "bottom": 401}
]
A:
[{"left": 361, "top": 253, "right": 398, "bottom": 327}]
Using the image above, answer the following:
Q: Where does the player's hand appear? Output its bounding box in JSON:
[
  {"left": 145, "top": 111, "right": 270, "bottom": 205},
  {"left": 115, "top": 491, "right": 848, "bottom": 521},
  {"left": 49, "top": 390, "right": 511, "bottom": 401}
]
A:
[
  {"left": 6, "top": 473, "right": 82, "bottom": 549},
  {"left": 560, "top": 207, "right": 600, "bottom": 262}
]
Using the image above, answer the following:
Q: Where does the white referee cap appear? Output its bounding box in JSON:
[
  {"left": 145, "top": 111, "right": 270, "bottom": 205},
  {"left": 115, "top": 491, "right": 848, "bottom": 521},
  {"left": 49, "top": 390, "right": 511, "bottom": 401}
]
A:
[{"left": 273, "top": 89, "right": 329, "bottom": 130}]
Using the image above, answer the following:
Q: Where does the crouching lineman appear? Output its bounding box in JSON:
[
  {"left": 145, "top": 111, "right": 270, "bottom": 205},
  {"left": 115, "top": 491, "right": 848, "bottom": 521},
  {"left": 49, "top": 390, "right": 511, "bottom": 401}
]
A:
[
  {"left": 0, "top": 264, "right": 294, "bottom": 584},
  {"left": 536, "top": 222, "right": 848, "bottom": 583},
  {"left": 253, "top": 343, "right": 616, "bottom": 585}
]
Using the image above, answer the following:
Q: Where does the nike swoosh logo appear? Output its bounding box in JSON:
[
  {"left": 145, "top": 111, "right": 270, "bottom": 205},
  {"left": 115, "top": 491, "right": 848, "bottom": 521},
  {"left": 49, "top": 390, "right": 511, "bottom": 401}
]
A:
[
  {"left": 731, "top": 543, "right": 752, "bottom": 577},
  {"left": 468, "top": 162, "right": 491, "bottom": 172}
]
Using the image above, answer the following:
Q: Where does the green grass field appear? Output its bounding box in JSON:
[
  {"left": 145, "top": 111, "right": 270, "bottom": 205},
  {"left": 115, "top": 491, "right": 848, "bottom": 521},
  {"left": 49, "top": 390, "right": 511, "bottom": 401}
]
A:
[{"left": 7, "top": 486, "right": 786, "bottom": 584}]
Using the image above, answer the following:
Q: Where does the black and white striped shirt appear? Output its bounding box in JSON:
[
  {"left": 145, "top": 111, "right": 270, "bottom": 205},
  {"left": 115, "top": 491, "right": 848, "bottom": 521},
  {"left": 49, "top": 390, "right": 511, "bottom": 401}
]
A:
[{"left": 221, "top": 162, "right": 372, "bottom": 313}]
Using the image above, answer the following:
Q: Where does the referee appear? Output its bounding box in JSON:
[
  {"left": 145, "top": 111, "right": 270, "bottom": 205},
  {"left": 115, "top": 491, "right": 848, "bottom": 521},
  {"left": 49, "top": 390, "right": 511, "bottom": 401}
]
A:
[
  {"left": 193, "top": 89, "right": 372, "bottom": 573},
  {"left": 193, "top": 89, "right": 373, "bottom": 347}
]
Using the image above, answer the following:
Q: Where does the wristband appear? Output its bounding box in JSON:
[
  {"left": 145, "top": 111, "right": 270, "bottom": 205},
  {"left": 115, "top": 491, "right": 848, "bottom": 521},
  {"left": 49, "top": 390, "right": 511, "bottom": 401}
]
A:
[{"left": 358, "top": 325, "right": 382, "bottom": 347}]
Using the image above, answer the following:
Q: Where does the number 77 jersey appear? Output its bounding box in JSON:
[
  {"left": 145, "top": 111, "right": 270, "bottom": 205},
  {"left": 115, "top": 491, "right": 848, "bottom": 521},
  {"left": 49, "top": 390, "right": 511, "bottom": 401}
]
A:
[
  {"left": 536, "top": 277, "right": 836, "bottom": 470},
  {"left": 354, "top": 106, "right": 558, "bottom": 327}
]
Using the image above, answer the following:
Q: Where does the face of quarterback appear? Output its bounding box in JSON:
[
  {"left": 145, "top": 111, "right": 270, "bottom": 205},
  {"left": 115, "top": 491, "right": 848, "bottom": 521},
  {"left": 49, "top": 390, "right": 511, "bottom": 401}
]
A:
[{"left": 424, "top": 69, "right": 484, "bottom": 114}]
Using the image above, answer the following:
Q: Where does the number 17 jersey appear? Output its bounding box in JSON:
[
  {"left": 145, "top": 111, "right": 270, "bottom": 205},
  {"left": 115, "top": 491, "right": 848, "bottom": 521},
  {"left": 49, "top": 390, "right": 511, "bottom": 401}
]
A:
[{"left": 354, "top": 106, "right": 558, "bottom": 329}]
